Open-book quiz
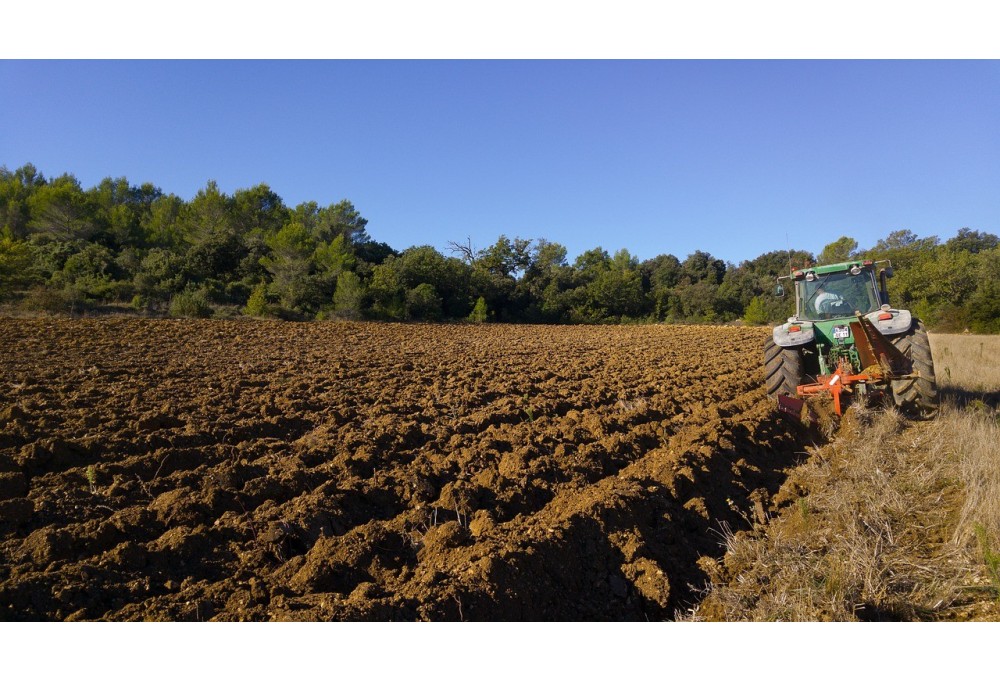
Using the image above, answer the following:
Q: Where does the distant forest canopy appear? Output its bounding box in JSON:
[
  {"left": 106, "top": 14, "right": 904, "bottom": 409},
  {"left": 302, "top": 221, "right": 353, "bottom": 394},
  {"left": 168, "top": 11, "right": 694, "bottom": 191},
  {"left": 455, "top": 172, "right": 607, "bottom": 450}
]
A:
[{"left": 2, "top": 163, "right": 998, "bottom": 332}]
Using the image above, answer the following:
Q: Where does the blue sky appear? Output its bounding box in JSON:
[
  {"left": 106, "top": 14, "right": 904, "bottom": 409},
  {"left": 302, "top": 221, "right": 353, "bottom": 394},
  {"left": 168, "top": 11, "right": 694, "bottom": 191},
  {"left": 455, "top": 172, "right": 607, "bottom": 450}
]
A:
[{"left": 2, "top": 60, "right": 998, "bottom": 264}]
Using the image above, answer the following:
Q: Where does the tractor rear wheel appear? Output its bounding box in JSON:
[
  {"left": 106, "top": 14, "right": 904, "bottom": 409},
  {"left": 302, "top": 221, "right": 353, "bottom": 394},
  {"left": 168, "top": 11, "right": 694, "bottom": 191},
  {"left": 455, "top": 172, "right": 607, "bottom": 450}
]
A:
[
  {"left": 764, "top": 337, "right": 804, "bottom": 398},
  {"left": 889, "top": 319, "right": 938, "bottom": 420}
]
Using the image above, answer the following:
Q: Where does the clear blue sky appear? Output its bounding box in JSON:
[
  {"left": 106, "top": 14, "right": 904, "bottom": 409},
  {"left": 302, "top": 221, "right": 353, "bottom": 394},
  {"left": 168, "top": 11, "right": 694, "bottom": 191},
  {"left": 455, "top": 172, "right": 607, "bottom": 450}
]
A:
[{"left": 2, "top": 60, "right": 998, "bottom": 264}]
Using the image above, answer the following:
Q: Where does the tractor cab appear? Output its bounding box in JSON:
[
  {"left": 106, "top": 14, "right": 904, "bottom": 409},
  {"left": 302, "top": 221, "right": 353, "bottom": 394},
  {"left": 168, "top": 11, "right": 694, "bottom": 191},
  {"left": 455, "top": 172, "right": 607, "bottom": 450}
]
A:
[{"left": 791, "top": 260, "right": 887, "bottom": 321}]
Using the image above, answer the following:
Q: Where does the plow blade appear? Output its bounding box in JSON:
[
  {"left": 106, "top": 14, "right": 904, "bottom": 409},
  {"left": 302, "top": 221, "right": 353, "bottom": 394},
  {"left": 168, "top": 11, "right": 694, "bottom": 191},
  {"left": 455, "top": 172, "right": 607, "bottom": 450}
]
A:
[
  {"left": 777, "top": 393, "right": 826, "bottom": 426},
  {"left": 777, "top": 393, "right": 807, "bottom": 421}
]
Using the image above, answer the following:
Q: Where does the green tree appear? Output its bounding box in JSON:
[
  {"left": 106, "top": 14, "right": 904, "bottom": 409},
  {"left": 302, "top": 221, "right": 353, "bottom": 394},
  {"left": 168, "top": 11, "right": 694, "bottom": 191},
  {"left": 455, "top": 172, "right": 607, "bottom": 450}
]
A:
[
  {"left": 0, "top": 164, "right": 46, "bottom": 239},
  {"left": 965, "top": 247, "right": 1000, "bottom": 333},
  {"left": 311, "top": 233, "right": 358, "bottom": 303},
  {"left": 369, "top": 256, "right": 405, "bottom": 319},
  {"left": 651, "top": 250, "right": 728, "bottom": 322},
  {"left": 354, "top": 240, "right": 396, "bottom": 270},
  {"left": 531, "top": 239, "right": 568, "bottom": 272},
  {"left": 680, "top": 250, "right": 726, "bottom": 286},
  {"left": 478, "top": 235, "right": 532, "bottom": 278},
  {"left": 610, "top": 248, "right": 638, "bottom": 272},
  {"left": 0, "top": 232, "right": 36, "bottom": 297},
  {"left": 817, "top": 236, "right": 858, "bottom": 265},
  {"left": 864, "top": 230, "right": 940, "bottom": 315},
  {"left": 293, "top": 199, "right": 369, "bottom": 244},
  {"left": 675, "top": 280, "right": 719, "bottom": 322},
  {"left": 465, "top": 235, "right": 532, "bottom": 320},
  {"left": 585, "top": 267, "right": 644, "bottom": 320},
  {"left": 743, "top": 296, "right": 769, "bottom": 325},
  {"left": 406, "top": 283, "right": 443, "bottom": 320},
  {"left": 232, "top": 184, "right": 288, "bottom": 237},
  {"left": 641, "top": 253, "right": 682, "bottom": 321},
  {"left": 260, "top": 221, "right": 317, "bottom": 313},
  {"left": 396, "top": 246, "right": 471, "bottom": 318},
  {"left": 641, "top": 254, "right": 682, "bottom": 289},
  {"left": 179, "top": 181, "right": 246, "bottom": 283},
  {"left": 519, "top": 239, "right": 571, "bottom": 322},
  {"left": 89, "top": 176, "right": 161, "bottom": 250},
  {"left": 141, "top": 194, "right": 186, "bottom": 249},
  {"left": 314, "top": 234, "right": 357, "bottom": 280},
  {"left": 574, "top": 247, "right": 611, "bottom": 282},
  {"left": 27, "top": 174, "right": 96, "bottom": 242},
  {"left": 946, "top": 228, "right": 999, "bottom": 254},
  {"left": 871, "top": 229, "right": 937, "bottom": 252},
  {"left": 333, "top": 270, "right": 366, "bottom": 319}
]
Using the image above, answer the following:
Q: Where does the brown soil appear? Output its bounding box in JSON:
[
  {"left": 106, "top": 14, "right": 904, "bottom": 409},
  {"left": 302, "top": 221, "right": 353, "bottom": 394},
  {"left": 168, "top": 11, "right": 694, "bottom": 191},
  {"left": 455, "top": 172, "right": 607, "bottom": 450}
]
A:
[{"left": 0, "top": 319, "right": 809, "bottom": 621}]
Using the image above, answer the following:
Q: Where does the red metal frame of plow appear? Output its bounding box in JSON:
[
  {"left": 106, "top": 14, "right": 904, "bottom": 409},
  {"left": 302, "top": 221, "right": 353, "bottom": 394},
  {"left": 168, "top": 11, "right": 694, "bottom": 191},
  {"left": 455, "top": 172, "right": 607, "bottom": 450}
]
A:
[{"left": 796, "top": 357, "right": 875, "bottom": 416}]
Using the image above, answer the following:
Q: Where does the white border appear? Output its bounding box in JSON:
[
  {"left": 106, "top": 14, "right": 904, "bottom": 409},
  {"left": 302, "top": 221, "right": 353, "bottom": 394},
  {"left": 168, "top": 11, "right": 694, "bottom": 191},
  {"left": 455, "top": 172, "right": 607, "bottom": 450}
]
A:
[
  {"left": 3, "top": 1, "right": 999, "bottom": 58},
  {"left": 0, "top": 621, "right": 995, "bottom": 680}
]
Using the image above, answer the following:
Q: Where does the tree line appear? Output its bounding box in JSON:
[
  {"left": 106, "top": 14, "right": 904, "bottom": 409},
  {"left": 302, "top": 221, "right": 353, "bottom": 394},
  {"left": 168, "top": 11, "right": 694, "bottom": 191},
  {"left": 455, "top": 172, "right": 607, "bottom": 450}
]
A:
[{"left": 1, "top": 164, "right": 997, "bottom": 332}]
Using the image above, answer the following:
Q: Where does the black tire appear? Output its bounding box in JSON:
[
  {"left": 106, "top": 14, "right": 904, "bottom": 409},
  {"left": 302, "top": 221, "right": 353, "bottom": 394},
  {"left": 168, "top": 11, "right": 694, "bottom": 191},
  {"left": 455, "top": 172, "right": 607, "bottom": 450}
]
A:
[
  {"left": 765, "top": 337, "right": 804, "bottom": 398},
  {"left": 889, "top": 319, "right": 938, "bottom": 420}
]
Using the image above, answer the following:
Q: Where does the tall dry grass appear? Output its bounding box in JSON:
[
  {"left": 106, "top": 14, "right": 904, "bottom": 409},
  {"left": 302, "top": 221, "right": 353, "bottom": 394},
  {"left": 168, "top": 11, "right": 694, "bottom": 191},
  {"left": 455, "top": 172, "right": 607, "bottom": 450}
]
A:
[
  {"left": 931, "top": 334, "right": 1000, "bottom": 400},
  {"left": 687, "top": 333, "right": 1000, "bottom": 621},
  {"left": 932, "top": 335, "right": 1000, "bottom": 586}
]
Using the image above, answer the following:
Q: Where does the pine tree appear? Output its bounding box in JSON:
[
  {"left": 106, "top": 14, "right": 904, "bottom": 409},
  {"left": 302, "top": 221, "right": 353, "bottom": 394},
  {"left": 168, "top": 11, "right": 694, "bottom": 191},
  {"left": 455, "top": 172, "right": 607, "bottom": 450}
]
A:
[
  {"left": 468, "top": 296, "right": 488, "bottom": 323},
  {"left": 244, "top": 282, "right": 269, "bottom": 317}
]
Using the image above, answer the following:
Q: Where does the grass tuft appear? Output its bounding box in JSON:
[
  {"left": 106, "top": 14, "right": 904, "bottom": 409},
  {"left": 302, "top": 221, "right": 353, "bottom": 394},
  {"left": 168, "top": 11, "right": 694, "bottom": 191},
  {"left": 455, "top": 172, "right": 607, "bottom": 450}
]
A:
[{"left": 974, "top": 523, "right": 1000, "bottom": 601}]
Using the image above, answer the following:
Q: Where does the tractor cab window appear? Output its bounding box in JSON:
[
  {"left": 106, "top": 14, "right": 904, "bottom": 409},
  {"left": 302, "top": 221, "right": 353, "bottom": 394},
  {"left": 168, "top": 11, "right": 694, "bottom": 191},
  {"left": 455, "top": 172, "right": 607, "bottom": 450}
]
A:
[{"left": 797, "top": 270, "right": 880, "bottom": 320}]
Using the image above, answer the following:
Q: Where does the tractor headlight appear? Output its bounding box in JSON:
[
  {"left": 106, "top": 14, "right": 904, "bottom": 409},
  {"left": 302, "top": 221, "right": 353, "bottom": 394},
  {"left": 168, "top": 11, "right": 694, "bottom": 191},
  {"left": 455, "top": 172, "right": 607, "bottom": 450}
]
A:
[{"left": 850, "top": 265, "right": 862, "bottom": 275}]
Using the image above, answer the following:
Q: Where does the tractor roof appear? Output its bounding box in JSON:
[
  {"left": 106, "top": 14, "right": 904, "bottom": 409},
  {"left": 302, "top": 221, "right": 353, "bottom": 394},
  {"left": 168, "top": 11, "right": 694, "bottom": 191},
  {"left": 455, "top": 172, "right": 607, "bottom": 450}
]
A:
[{"left": 791, "top": 259, "right": 873, "bottom": 279}]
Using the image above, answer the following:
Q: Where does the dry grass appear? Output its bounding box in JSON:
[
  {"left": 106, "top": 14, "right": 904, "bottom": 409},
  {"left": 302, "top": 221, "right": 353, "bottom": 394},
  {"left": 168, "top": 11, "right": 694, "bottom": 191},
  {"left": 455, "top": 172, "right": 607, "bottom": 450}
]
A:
[
  {"left": 931, "top": 333, "right": 1000, "bottom": 399},
  {"left": 686, "top": 333, "right": 1000, "bottom": 621}
]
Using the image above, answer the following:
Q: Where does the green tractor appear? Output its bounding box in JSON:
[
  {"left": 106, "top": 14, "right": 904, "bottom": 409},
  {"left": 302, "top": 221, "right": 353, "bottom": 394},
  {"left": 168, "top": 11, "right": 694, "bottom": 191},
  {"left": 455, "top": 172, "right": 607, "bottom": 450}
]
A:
[{"left": 764, "top": 259, "right": 938, "bottom": 420}]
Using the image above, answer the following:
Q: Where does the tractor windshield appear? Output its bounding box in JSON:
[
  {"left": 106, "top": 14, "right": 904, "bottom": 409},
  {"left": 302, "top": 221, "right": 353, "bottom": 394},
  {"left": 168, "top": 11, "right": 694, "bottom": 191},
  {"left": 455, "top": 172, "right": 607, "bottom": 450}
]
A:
[{"left": 797, "top": 269, "right": 880, "bottom": 320}]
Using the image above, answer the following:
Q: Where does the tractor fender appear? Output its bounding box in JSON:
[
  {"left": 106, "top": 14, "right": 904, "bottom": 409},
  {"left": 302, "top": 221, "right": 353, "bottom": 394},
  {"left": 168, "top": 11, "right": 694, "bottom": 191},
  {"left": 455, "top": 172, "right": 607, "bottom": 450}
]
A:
[
  {"left": 866, "top": 308, "right": 912, "bottom": 337},
  {"left": 772, "top": 321, "right": 814, "bottom": 348}
]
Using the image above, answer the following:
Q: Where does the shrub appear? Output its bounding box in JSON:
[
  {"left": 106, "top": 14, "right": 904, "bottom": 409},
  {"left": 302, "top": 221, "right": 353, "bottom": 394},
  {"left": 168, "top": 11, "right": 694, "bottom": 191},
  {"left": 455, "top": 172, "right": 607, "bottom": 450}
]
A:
[
  {"left": 19, "top": 285, "right": 83, "bottom": 314},
  {"left": 244, "top": 282, "right": 269, "bottom": 317},
  {"left": 169, "top": 290, "right": 212, "bottom": 318},
  {"left": 130, "top": 294, "right": 148, "bottom": 312}
]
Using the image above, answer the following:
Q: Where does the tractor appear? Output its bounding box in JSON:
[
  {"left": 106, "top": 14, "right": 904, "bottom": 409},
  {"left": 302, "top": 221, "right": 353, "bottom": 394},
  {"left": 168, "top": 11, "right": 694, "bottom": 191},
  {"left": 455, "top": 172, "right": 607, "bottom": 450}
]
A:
[{"left": 764, "top": 259, "right": 938, "bottom": 421}]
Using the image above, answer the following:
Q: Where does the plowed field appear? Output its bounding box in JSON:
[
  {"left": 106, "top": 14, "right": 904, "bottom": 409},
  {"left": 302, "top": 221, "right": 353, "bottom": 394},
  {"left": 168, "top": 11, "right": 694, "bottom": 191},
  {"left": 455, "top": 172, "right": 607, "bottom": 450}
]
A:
[{"left": 0, "top": 320, "right": 806, "bottom": 621}]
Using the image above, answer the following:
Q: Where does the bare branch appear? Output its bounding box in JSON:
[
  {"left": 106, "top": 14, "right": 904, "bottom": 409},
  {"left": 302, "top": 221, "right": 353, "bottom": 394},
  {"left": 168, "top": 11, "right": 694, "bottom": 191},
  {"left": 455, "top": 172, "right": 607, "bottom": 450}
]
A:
[{"left": 446, "top": 237, "right": 477, "bottom": 264}]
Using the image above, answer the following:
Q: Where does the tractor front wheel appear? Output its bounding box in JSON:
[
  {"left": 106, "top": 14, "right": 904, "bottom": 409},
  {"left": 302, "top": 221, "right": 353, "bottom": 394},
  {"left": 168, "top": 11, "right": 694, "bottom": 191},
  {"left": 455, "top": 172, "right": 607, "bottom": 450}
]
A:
[
  {"left": 764, "top": 337, "right": 804, "bottom": 399},
  {"left": 889, "top": 320, "right": 938, "bottom": 420}
]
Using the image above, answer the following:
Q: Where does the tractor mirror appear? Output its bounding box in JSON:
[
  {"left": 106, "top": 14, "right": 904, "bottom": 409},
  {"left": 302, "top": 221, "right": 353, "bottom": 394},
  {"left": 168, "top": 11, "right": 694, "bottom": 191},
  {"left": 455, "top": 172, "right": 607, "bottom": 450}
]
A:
[
  {"left": 878, "top": 268, "right": 892, "bottom": 306},
  {"left": 775, "top": 284, "right": 785, "bottom": 297}
]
